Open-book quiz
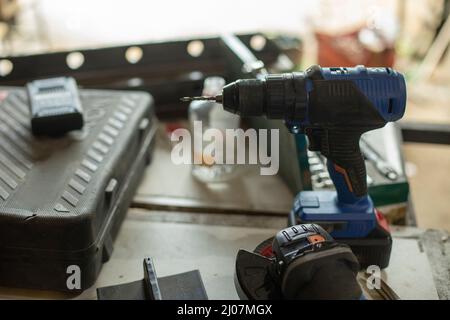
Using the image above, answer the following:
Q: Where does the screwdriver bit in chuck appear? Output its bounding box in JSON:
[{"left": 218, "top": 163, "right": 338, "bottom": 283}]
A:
[{"left": 180, "top": 95, "right": 222, "bottom": 103}]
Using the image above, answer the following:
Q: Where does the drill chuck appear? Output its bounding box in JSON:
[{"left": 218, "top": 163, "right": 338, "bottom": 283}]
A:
[
  {"left": 222, "top": 79, "right": 265, "bottom": 116},
  {"left": 222, "top": 73, "right": 308, "bottom": 121}
]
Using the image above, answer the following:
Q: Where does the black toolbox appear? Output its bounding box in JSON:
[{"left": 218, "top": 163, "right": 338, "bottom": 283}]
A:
[{"left": 0, "top": 87, "right": 156, "bottom": 292}]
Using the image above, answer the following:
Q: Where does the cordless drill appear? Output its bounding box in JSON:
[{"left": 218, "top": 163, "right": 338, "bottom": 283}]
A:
[{"left": 183, "top": 65, "right": 407, "bottom": 270}]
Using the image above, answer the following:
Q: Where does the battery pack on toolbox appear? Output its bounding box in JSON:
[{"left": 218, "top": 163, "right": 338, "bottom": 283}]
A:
[{"left": 0, "top": 87, "right": 156, "bottom": 292}]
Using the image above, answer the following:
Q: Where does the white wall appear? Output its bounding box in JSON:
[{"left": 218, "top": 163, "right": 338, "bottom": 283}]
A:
[{"left": 17, "top": 0, "right": 397, "bottom": 52}]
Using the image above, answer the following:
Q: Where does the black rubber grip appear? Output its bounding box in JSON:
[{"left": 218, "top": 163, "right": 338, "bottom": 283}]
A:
[
  {"left": 306, "top": 127, "right": 367, "bottom": 197},
  {"left": 323, "top": 128, "right": 367, "bottom": 197}
]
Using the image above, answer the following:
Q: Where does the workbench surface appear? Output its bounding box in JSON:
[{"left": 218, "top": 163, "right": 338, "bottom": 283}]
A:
[
  {"left": 0, "top": 127, "right": 448, "bottom": 300},
  {"left": 0, "top": 209, "right": 447, "bottom": 300}
]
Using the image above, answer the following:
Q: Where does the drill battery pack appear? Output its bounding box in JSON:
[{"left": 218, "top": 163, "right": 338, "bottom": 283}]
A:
[
  {"left": 288, "top": 208, "right": 392, "bottom": 269},
  {"left": 0, "top": 87, "right": 156, "bottom": 292}
]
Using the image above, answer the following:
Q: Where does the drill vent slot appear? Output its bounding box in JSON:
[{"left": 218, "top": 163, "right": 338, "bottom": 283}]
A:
[{"left": 388, "top": 98, "right": 394, "bottom": 114}]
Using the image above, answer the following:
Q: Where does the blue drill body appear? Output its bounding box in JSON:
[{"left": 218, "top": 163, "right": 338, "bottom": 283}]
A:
[
  {"left": 219, "top": 65, "right": 407, "bottom": 267},
  {"left": 287, "top": 66, "right": 407, "bottom": 238},
  {"left": 320, "top": 66, "right": 406, "bottom": 122}
]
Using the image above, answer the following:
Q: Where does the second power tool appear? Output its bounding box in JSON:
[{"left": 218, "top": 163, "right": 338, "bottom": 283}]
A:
[{"left": 235, "top": 224, "right": 362, "bottom": 299}]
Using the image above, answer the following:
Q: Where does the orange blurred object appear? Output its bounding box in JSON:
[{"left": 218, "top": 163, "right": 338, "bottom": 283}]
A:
[{"left": 316, "top": 31, "right": 395, "bottom": 67}]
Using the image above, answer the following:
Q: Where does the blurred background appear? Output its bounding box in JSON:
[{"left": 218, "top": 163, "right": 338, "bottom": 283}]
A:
[{"left": 0, "top": 0, "right": 448, "bottom": 230}]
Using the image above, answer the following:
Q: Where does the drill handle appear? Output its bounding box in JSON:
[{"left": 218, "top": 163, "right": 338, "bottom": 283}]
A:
[{"left": 307, "top": 128, "right": 368, "bottom": 204}]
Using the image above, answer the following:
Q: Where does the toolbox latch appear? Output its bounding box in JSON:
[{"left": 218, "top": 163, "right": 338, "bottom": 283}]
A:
[
  {"left": 139, "top": 118, "right": 149, "bottom": 140},
  {"left": 105, "top": 178, "right": 118, "bottom": 206}
]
